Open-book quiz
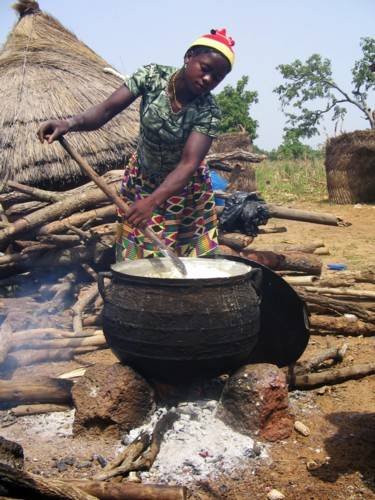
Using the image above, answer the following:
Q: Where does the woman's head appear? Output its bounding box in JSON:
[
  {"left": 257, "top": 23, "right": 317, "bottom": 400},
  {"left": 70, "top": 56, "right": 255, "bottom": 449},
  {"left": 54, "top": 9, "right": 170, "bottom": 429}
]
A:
[
  {"left": 181, "top": 28, "right": 235, "bottom": 96},
  {"left": 187, "top": 29, "right": 235, "bottom": 69}
]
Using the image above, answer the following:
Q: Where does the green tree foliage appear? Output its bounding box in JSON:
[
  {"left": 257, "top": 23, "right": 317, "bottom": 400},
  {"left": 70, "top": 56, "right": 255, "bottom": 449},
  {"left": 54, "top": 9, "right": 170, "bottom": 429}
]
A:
[
  {"left": 270, "top": 130, "right": 322, "bottom": 160},
  {"left": 216, "top": 76, "right": 259, "bottom": 139},
  {"left": 274, "top": 37, "right": 375, "bottom": 138}
]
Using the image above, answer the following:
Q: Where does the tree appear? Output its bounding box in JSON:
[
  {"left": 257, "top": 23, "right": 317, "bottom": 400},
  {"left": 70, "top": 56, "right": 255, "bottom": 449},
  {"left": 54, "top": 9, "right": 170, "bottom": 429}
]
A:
[
  {"left": 216, "top": 76, "right": 259, "bottom": 139},
  {"left": 274, "top": 37, "right": 375, "bottom": 138},
  {"left": 273, "top": 130, "right": 322, "bottom": 160}
]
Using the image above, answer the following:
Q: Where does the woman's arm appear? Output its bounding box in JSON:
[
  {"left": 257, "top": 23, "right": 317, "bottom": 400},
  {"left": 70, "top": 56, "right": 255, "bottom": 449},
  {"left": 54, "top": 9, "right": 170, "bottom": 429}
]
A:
[
  {"left": 126, "top": 131, "right": 213, "bottom": 227},
  {"left": 37, "top": 85, "right": 137, "bottom": 143}
]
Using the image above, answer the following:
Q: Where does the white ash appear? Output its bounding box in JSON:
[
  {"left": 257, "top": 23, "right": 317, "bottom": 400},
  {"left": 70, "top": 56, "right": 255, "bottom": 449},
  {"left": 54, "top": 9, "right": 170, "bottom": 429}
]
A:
[
  {"left": 2, "top": 410, "right": 75, "bottom": 440},
  {"left": 122, "top": 400, "right": 267, "bottom": 484}
]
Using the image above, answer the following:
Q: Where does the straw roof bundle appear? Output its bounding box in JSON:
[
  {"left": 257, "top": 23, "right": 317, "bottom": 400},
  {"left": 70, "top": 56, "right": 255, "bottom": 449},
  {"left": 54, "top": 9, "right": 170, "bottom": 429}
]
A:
[
  {"left": 0, "top": 0, "right": 139, "bottom": 189},
  {"left": 325, "top": 130, "right": 375, "bottom": 204},
  {"left": 210, "top": 132, "right": 257, "bottom": 192}
]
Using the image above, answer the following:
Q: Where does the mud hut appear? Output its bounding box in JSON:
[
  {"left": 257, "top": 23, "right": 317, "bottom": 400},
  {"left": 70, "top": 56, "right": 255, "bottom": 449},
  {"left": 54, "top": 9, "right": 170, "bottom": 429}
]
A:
[
  {"left": 325, "top": 130, "right": 375, "bottom": 204},
  {"left": 0, "top": 0, "right": 139, "bottom": 189}
]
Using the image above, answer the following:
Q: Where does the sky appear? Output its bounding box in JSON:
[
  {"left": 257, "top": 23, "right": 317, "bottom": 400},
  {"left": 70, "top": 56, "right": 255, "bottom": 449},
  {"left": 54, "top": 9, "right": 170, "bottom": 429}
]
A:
[{"left": 0, "top": 0, "right": 374, "bottom": 150}]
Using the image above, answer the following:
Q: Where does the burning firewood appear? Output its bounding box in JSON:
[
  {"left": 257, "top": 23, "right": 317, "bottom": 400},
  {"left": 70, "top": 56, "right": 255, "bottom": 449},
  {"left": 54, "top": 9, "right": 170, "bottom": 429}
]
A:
[{"left": 94, "top": 411, "right": 178, "bottom": 481}]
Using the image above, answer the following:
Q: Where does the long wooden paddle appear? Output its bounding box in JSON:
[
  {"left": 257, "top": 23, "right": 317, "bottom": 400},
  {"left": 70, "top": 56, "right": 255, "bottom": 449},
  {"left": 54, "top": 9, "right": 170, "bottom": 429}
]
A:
[{"left": 58, "top": 137, "right": 187, "bottom": 276}]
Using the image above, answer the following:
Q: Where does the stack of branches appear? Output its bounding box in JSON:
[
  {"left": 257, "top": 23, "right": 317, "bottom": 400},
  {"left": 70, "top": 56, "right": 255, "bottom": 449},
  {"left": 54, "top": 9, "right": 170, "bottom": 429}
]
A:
[
  {"left": 281, "top": 268, "right": 375, "bottom": 388},
  {"left": 0, "top": 170, "right": 123, "bottom": 279}
]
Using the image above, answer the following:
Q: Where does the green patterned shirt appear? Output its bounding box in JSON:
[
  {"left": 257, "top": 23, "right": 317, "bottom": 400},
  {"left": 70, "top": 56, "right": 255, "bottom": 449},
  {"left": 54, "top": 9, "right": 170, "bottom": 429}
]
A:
[{"left": 124, "top": 64, "right": 221, "bottom": 184}]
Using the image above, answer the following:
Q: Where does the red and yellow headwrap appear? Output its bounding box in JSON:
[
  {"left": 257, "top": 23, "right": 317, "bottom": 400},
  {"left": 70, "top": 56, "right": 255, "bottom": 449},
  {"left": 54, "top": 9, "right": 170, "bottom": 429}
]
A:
[{"left": 189, "top": 28, "right": 235, "bottom": 68}]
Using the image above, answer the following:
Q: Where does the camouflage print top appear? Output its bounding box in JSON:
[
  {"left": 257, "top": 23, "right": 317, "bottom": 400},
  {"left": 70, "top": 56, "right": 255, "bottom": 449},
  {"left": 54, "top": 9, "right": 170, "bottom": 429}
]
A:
[{"left": 124, "top": 64, "right": 221, "bottom": 185}]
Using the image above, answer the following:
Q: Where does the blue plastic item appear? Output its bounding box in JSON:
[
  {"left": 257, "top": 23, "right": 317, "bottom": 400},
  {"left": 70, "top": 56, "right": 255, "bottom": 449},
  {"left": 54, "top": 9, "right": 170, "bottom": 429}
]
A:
[
  {"left": 210, "top": 170, "right": 228, "bottom": 206},
  {"left": 327, "top": 263, "right": 347, "bottom": 271}
]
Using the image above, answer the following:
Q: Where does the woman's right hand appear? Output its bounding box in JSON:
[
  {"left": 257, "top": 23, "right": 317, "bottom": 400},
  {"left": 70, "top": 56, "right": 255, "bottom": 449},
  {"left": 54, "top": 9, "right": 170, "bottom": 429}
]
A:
[{"left": 37, "top": 119, "right": 71, "bottom": 144}]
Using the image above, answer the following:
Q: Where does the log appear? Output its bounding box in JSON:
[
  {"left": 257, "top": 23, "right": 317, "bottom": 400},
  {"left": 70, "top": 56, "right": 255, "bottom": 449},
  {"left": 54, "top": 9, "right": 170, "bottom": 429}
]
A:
[
  {"left": 0, "top": 187, "right": 113, "bottom": 248},
  {"left": 38, "top": 234, "right": 81, "bottom": 246},
  {"left": 12, "top": 334, "right": 106, "bottom": 351},
  {"left": 258, "top": 226, "right": 287, "bottom": 234},
  {"left": 267, "top": 204, "right": 350, "bottom": 227},
  {"left": 10, "top": 403, "right": 71, "bottom": 417},
  {"left": 218, "top": 232, "right": 254, "bottom": 250},
  {"left": 0, "top": 463, "right": 97, "bottom": 499},
  {"left": 0, "top": 377, "right": 72, "bottom": 405},
  {"left": 6, "top": 180, "right": 65, "bottom": 203},
  {"left": 83, "top": 314, "right": 102, "bottom": 327},
  {"left": 5, "top": 346, "right": 101, "bottom": 368},
  {"left": 70, "top": 481, "right": 187, "bottom": 500},
  {"left": 0, "top": 315, "right": 15, "bottom": 365},
  {"left": 216, "top": 199, "right": 350, "bottom": 226},
  {"left": 289, "top": 363, "right": 375, "bottom": 389},
  {"left": 283, "top": 275, "right": 319, "bottom": 286},
  {"left": 241, "top": 249, "right": 322, "bottom": 275},
  {"left": 94, "top": 433, "right": 150, "bottom": 481},
  {"left": 309, "top": 315, "right": 375, "bottom": 336},
  {"left": 303, "top": 286, "right": 375, "bottom": 300},
  {"left": 72, "top": 284, "right": 100, "bottom": 334},
  {"left": 133, "top": 411, "right": 179, "bottom": 471},
  {"left": 10, "top": 328, "right": 94, "bottom": 342},
  {"left": 37, "top": 205, "right": 116, "bottom": 235},
  {"left": 6, "top": 200, "right": 48, "bottom": 218},
  {"left": 206, "top": 149, "right": 267, "bottom": 163},
  {"left": 297, "top": 289, "right": 375, "bottom": 323},
  {"left": 255, "top": 242, "right": 324, "bottom": 254},
  {"left": 297, "top": 344, "right": 348, "bottom": 373}
]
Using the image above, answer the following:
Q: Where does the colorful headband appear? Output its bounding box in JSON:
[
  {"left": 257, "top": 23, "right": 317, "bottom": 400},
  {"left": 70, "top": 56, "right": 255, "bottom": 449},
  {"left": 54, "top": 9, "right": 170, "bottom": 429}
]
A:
[{"left": 189, "top": 28, "right": 235, "bottom": 67}]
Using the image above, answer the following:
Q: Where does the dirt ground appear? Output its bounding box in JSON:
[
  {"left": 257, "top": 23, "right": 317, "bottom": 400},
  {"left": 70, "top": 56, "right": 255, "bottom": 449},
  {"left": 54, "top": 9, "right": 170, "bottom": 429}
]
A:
[{"left": 1, "top": 201, "right": 374, "bottom": 499}]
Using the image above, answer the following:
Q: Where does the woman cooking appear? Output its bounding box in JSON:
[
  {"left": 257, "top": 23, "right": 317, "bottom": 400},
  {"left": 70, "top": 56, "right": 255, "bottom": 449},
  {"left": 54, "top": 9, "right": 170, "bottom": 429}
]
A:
[{"left": 37, "top": 28, "right": 235, "bottom": 261}]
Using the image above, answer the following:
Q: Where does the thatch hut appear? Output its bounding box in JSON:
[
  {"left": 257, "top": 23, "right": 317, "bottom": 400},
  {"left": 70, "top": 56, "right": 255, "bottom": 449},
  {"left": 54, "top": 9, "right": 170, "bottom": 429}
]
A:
[
  {"left": 0, "top": 0, "right": 139, "bottom": 189},
  {"left": 325, "top": 130, "right": 375, "bottom": 204},
  {"left": 210, "top": 131, "right": 257, "bottom": 192}
]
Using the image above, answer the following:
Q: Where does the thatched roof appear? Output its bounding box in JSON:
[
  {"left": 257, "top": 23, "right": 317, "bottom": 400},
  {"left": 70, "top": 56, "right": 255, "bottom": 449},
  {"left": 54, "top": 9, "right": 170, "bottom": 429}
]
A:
[
  {"left": 0, "top": 0, "right": 139, "bottom": 189},
  {"left": 325, "top": 130, "right": 375, "bottom": 204}
]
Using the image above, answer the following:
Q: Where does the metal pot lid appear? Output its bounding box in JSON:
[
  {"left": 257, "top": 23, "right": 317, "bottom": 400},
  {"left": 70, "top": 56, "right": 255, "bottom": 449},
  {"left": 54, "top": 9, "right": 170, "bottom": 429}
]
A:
[{"left": 111, "top": 257, "right": 252, "bottom": 280}]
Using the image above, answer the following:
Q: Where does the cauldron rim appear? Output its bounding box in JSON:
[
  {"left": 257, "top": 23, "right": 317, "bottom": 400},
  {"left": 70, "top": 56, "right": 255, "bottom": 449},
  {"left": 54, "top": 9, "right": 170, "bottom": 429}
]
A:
[{"left": 110, "top": 255, "right": 255, "bottom": 287}]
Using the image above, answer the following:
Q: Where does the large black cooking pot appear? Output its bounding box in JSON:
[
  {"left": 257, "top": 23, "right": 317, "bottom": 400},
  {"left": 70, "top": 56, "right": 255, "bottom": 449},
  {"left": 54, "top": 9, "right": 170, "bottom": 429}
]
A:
[{"left": 98, "top": 256, "right": 262, "bottom": 381}]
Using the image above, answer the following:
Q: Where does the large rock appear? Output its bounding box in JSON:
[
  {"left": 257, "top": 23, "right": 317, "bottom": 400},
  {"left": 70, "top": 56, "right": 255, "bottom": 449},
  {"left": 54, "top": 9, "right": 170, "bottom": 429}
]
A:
[
  {"left": 72, "top": 363, "right": 155, "bottom": 437},
  {"left": 217, "top": 363, "right": 294, "bottom": 441}
]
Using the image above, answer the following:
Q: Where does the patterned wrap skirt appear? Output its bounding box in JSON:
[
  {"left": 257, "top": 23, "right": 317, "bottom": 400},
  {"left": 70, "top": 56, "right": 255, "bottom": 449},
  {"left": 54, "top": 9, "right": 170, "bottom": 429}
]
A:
[{"left": 116, "top": 156, "right": 219, "bottom": 261}]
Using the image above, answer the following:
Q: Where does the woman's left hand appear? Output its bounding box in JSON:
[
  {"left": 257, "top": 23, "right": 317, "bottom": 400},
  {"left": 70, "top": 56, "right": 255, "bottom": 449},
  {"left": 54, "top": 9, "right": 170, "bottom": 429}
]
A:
[{"left": 125, "top": 197, "right": 157, "bottom": 229}]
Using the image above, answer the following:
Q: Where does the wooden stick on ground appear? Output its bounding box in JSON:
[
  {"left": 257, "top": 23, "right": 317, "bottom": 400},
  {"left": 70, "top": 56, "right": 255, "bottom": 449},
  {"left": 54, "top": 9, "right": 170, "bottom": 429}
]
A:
[
  {"left": 288, "top": 363, "right": 375, "bottom": 389},
  {"left": 0, "top": 463, "right": 97, "bottom": 499},
  {"left": 296, "top": 289, "right": 375, "bottom": 323},
  {"left": 302, "top": 286, "right": 375, "bottom": 300},
  {"left": 10, "top": 403, "right": 71, "bottom": 417},
  {"left": 70, "top": 480, "right": 187, "bottom": 500},
  {"left": 296, "top": 343, "right": 348, "bottom": 373},
  {"left": 309, "top": 315, "right": 375, "bottom": 336},
  {"left": 5, "top": 346, "right": 102, "bottom": 369},
  {"left": 0, "top": 377, "right": 72, "bottom": 405}
]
